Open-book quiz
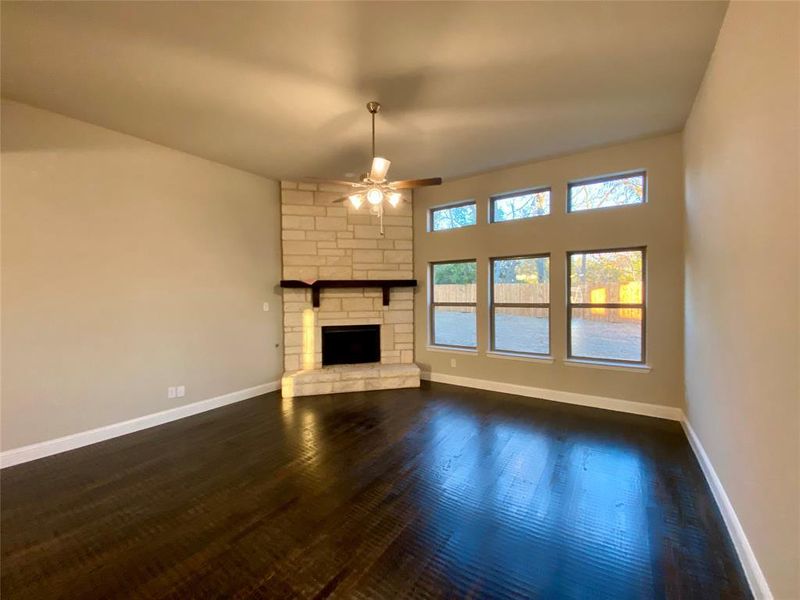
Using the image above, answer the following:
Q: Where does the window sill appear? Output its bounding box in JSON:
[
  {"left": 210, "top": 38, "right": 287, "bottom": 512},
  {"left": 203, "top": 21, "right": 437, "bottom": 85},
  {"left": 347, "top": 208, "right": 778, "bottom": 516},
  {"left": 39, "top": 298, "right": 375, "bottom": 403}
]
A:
[
  {"left": 426, "top": 345, "right": 478, "bottom": 355},
  {"left": 486, "top": 351, "right": 554, "bottom": 364},
  {"left": 563, "top": 359, "right": 651, "bottom": 373}
]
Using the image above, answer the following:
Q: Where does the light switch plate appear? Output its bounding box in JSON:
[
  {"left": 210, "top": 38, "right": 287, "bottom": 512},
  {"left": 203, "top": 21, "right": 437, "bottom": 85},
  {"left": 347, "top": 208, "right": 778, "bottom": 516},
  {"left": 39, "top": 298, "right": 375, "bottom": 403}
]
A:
[
  {"left": 176, "top": 385, "right": 185, "bottom": 398},
  {"left": 168, "top": 386, "right": 177, "bottom": 399},
  {"left": 263, "top": 302, "right": 270, "bottom": 312}
]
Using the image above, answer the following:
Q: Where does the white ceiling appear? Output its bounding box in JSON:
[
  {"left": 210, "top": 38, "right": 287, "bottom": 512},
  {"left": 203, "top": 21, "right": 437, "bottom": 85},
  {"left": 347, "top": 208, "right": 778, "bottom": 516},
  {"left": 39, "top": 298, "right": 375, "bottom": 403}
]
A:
[{"left": 1, "top": 1, "right": 727, "bottom": 181}]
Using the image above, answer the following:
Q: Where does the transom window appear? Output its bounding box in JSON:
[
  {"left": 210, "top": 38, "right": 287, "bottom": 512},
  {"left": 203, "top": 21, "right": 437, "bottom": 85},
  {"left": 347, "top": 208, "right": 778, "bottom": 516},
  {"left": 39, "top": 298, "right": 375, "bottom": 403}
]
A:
[
  {"left": 491, "top": 255, "right": 550, "bottom": 355},
  {"left": 568, "top": 171, "right": 646, "bottom": 212},
  {"left": 491, "top": 188, "right": 551, "bottom": 222},
  {"left": 567, "top": 248, "right": 645, "bottom": 363},
  {"left": 430, "top": 260, "right": 477, "bottom": 348},
  {"left": 430, "top": 201, "right": 477, "bottom": 231}
]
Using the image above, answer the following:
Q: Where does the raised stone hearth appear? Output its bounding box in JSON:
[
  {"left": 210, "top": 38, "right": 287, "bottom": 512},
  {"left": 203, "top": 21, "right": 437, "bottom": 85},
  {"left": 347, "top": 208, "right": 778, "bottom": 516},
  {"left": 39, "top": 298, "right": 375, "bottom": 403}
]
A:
[
  {"left": 281, "top": 363, "right": 420, "bottom": 398},
  {"left": 280, "top": 180, "right": 419, "bottom": 398}
]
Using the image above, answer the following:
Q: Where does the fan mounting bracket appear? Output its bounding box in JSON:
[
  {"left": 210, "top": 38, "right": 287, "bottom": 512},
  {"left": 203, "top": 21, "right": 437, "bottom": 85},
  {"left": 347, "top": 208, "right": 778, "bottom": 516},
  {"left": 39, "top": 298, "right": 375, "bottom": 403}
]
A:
[{"left": 366, "top": 101, "right": 381, "bottom": 114}]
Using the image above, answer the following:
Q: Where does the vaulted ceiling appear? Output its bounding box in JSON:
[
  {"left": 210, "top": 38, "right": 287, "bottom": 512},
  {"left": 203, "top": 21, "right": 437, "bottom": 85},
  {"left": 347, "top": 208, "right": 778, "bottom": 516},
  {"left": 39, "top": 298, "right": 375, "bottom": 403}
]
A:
[{"left": 1, "top": 1, "right": 727, "bottom": 181}]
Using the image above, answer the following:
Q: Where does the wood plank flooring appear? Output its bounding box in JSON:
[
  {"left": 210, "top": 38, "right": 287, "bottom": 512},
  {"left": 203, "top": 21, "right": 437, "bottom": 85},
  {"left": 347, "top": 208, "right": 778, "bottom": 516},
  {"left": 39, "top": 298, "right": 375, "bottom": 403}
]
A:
[{"left": 1, "top": 382, "right": 750, "bottom": 599}]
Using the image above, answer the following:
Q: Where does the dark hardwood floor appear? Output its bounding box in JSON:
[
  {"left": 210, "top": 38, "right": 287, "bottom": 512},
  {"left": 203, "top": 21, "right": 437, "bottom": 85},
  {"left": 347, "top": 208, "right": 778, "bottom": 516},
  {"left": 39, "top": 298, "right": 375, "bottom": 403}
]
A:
[{"left": 2, "top": 382, "right": 750, "bottom": 599}]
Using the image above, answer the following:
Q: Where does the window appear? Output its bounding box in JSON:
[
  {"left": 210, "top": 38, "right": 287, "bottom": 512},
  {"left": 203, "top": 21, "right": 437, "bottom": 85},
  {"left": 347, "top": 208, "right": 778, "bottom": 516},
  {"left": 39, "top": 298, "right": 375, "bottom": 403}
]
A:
[
  {"left": 568, "top": 171, "right": 646, "bottom": 212},
  {"left": 568, "top": 248, "right": 645, "bottom": 363},
  {"left": 430, "top": 201, "right": 476, "bottom": 231},
  {"left": 491, "top": 255, "right": 550, "bottom": 355},
  {"left": 491, "top": 188, "right": 550, "bottom": 222},
  {"left": 430, "top": 260, "right": 477, "bottom": 348}
]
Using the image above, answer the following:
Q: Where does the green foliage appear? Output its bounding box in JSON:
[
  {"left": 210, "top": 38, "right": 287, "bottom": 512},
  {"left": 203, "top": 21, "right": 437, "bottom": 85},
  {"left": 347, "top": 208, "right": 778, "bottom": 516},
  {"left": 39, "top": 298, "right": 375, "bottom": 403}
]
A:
[
  {"left": 570, "top": 250, "right": 642, "bottom": 288},
  {"left": 493, "top": 257, "right": 549, "bottom": 284},
  {"left": 434, "top": 261, "right": 476, "bottom": 284}
]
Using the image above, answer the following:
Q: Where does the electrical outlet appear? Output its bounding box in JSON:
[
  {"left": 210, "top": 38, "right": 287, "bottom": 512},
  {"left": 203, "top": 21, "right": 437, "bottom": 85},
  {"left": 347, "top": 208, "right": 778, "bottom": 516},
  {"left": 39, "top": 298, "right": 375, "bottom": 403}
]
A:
[
  {"left": 176, "top": 385, "right": 186, "bottom": 398},
  {"left": 262, "top": 302, "right": 270, "bottom": 312},
  {"left": 450, "top": 358, "right": 457, "bottom": 368},
  {"left": 168, "top": 386, "right": 176, "bottom": 399}
]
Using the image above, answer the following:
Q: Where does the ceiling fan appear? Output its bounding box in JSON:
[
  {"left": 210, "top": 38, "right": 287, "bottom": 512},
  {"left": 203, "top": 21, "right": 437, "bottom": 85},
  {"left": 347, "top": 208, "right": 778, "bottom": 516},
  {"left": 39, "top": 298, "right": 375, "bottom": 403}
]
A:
[{"left": 308, "top": 101, "right": 443, "bottom": 233}]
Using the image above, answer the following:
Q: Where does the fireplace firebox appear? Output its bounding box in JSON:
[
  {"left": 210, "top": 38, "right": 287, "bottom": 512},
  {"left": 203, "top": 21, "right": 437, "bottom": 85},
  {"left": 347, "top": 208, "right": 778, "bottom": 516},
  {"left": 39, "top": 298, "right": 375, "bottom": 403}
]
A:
[{"left": 321, "top": 324, "right": 380, "bottom": 366}]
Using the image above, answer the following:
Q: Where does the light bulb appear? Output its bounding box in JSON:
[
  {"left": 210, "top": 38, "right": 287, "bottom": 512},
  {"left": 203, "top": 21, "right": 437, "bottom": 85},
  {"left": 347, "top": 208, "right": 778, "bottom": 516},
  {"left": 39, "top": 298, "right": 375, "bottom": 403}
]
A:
[
  {"left": 388, "top": 192, "right": 402, "bottom": 207},
  {"left": 366, "top": 187, "right": 383, "bottom": 205},
  {"left": 349, "top": 194, "right": 364, "bottom": 209}
]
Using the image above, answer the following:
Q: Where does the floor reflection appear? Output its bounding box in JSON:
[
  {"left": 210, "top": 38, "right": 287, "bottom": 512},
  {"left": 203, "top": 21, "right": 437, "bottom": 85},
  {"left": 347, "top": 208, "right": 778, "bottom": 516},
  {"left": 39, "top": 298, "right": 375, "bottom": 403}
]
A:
[
  {"left": 413, "top": 405, "right": 654, "bottom": 597},
  {"left": 1, "top": 385, "right": 750, "bottom": 599}
]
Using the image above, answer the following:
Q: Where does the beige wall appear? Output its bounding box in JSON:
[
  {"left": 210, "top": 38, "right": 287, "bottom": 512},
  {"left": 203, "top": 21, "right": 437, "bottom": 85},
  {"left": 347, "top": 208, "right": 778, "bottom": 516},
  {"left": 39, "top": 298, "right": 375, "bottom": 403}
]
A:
[
  {"left": 413, "top": 133, "right": 684, "bottom": 409},
  {"left": 683, "top": 2, "right": 800, "bottom": 597},
  {"left": 1, "top": 100, "right": 284, "bottom": 451}
]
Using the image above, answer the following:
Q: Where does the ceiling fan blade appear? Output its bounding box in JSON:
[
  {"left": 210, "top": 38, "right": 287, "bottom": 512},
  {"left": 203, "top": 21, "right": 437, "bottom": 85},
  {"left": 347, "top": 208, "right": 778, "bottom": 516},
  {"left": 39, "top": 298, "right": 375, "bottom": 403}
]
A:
[
  {"left": 390, "top": 177, "right": 443, "bottom": 189},
  {"left": 332, "top": 196, "right": 349, "bottom": 203},
  {"left": 369, "top": 157, "right": 391, "bottom": 182}
]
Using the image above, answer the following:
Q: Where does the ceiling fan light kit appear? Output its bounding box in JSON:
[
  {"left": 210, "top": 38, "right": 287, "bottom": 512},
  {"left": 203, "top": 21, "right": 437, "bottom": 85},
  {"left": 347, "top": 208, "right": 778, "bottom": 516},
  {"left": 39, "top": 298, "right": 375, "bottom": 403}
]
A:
[
  {"left": 366, "top": 187, "right": 384, "bottom": 205},
  {"left": 308, "top": 101, "right": 443, "bottom": 234}
]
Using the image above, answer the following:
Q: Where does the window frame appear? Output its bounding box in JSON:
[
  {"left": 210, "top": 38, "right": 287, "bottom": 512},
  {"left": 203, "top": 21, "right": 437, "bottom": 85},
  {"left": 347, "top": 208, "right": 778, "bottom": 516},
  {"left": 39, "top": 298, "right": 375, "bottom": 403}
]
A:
[
  {"left": 489, "top": 186, "right": 552, "bottom": 224},
  {"left": 490, "top": 253, "right": 551, "bottom": 357},
  {"left": 428, "top": 200, "right": 477, "bottom": 232},
  {"left": 566, "top": 246, "right": 647, "bottom": 364},
  {"left": 429, "top": 259, "right": 478, "bottom": 350},
  {"left": 567, "top": 170, "right": 647, "bottom": 213}
]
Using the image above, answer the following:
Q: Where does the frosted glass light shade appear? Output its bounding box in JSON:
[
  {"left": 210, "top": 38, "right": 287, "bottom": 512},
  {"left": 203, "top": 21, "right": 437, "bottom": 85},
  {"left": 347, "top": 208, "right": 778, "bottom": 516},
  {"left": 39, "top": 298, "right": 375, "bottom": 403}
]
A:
[{"left": 369, "top": 157, "right": 391, "bottom": 182}]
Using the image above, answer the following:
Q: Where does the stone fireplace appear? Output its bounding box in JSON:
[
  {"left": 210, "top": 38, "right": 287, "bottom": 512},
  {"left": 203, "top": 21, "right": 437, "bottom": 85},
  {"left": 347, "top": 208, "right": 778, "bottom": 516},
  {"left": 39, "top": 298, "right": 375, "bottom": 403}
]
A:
[{"left": 279, "top": 181, "right": 420, "bottom": 398}]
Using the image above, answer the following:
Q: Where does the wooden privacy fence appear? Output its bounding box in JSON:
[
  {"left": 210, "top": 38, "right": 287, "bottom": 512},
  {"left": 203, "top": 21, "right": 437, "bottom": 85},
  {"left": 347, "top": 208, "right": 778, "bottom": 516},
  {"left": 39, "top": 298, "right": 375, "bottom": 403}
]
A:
[
  {"left": 433, "top": 284, "right": 478, "bottom": 313},
  {"left": 434, "top": 283, "right": 641, "bottom": 322},
  {"left": 436, "top": 284, "right": 548, "bottom": 304}
]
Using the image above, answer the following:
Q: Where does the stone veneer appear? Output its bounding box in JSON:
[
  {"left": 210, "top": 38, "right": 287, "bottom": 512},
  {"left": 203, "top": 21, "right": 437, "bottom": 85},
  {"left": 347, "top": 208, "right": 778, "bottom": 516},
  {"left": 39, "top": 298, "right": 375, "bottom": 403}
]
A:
[{"left": 280, "top": 180, "right": 419, "bottom": 397}]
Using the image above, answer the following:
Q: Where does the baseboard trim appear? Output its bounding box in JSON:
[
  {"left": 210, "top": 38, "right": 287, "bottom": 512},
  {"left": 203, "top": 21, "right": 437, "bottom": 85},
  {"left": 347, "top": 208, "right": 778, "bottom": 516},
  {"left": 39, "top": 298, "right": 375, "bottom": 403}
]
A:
[
  {"left": 421, "top": 371, "right": 682, "bottom": 421},
  {"left": 0, "top": 380, "right": 281, "bottom": 469},
  {"left": 681, "top": 417, "right": 772, "bottom": 599}
]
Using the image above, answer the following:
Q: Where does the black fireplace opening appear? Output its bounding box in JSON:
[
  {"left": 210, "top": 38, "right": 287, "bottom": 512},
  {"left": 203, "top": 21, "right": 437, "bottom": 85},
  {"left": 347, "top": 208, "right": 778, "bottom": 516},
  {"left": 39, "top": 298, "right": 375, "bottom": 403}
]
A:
[{"left": 322, "top": 324, "right": 380, "bottom": 366}]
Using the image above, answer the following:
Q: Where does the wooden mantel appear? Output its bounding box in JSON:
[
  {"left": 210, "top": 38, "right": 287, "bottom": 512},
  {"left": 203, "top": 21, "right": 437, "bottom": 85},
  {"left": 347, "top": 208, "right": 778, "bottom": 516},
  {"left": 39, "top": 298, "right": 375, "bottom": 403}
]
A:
[{"left": 279, "top": 279, "right": 417, "bottom": 308}]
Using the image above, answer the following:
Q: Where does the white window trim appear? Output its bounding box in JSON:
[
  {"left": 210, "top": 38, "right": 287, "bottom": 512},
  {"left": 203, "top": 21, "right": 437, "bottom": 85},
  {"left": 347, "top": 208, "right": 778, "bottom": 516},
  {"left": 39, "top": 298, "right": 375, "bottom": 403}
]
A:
[
  {"left": 486, "top": 351, "right": 554, "bottom": 364},
  {"left": 563, "top": 358, "right": 651, "bottom": 373},
  {"left": 426, "top": 345, "right": 478, "bottom": 355}
]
